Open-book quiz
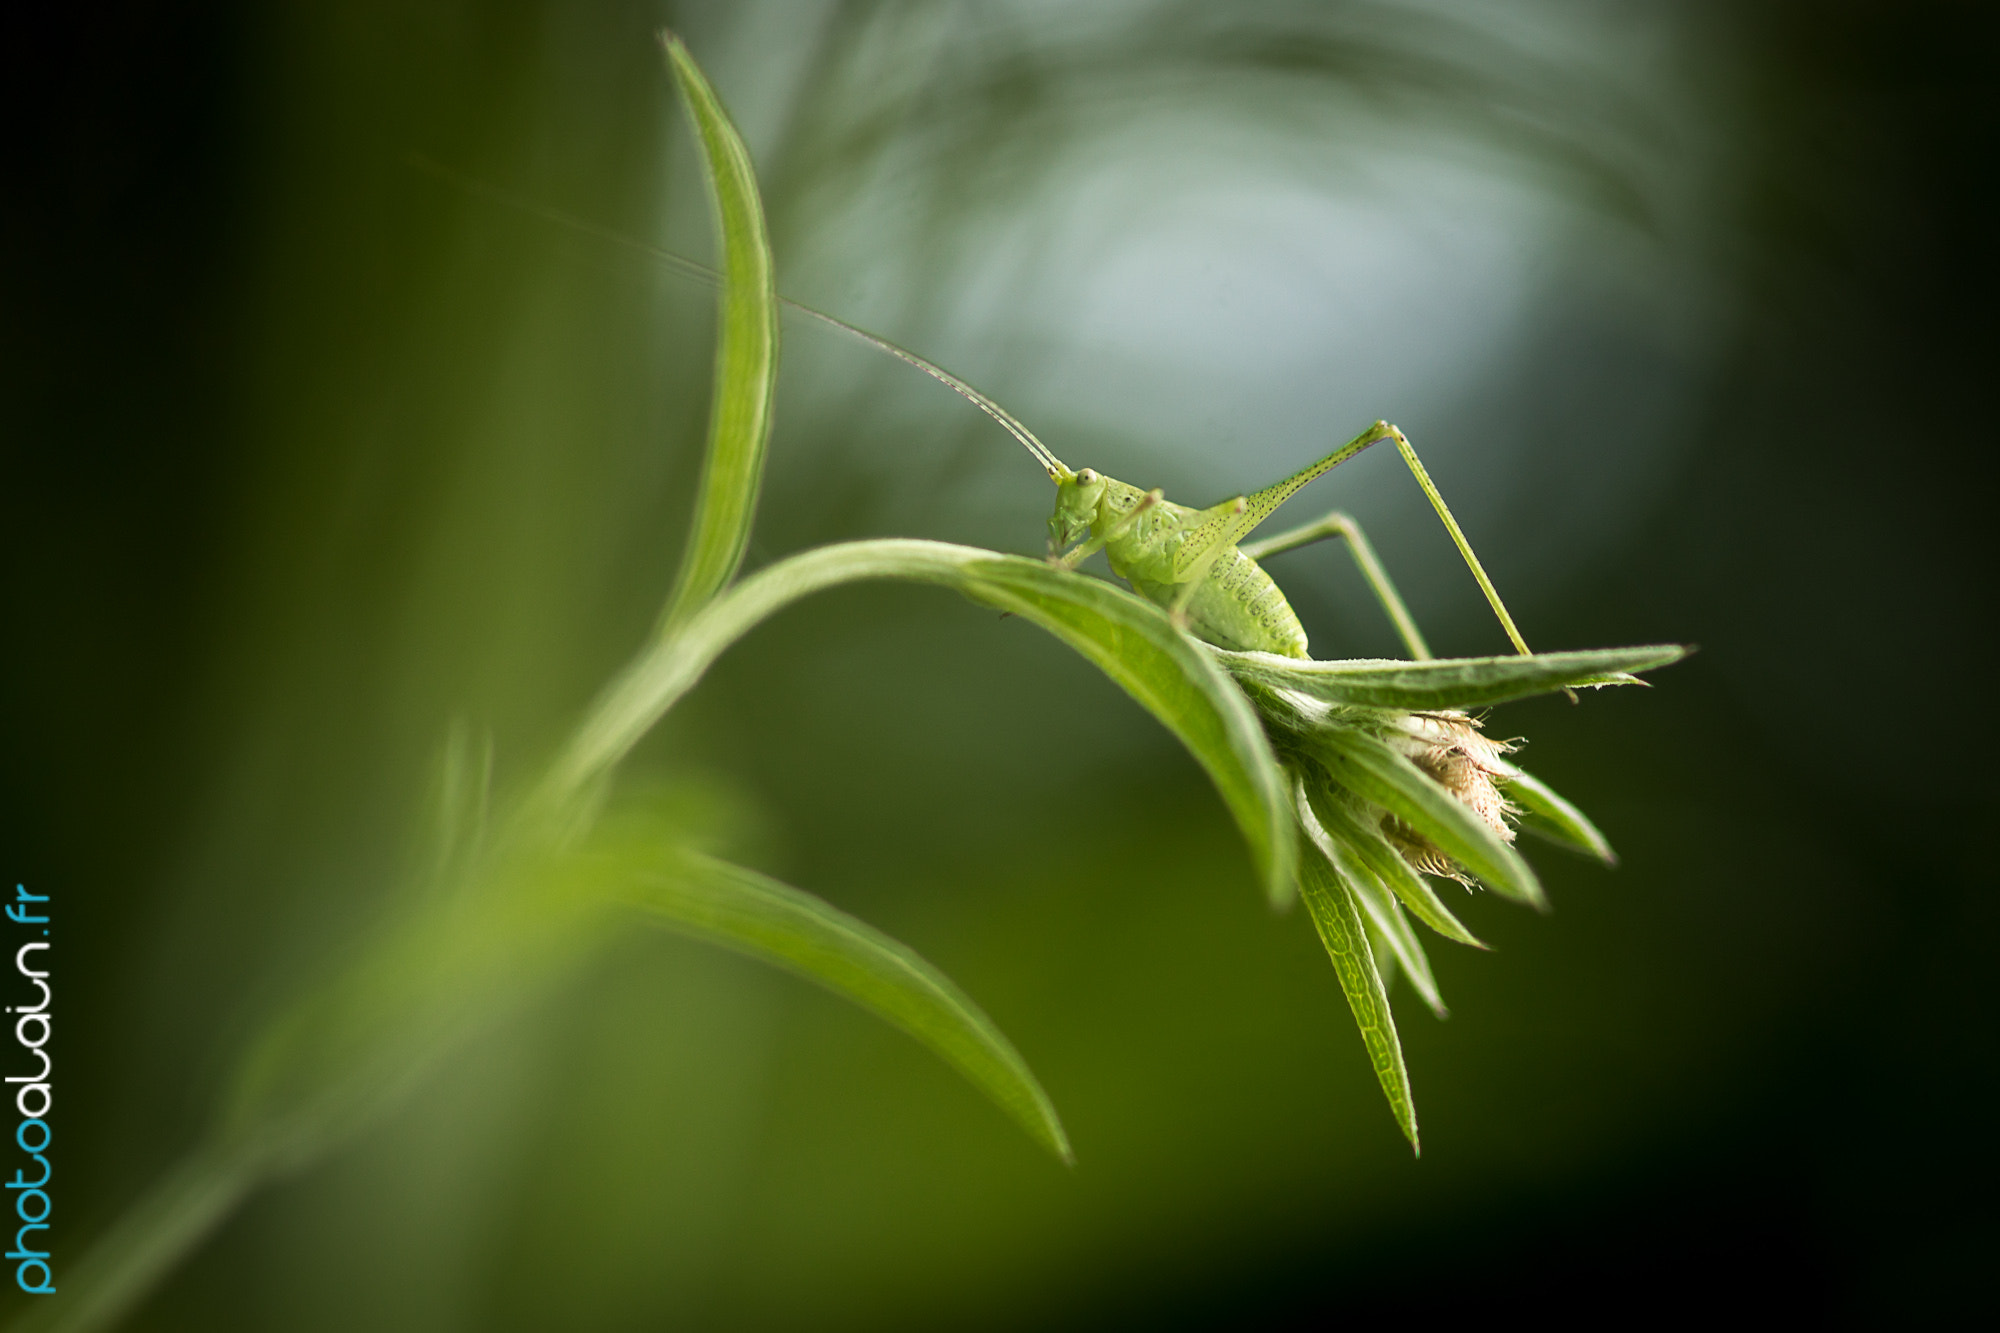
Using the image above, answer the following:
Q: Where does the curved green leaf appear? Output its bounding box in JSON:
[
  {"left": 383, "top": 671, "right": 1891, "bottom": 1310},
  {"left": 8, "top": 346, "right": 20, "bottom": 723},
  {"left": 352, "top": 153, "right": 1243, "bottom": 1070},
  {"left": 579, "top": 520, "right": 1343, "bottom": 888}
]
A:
[
  {"left": 545, "top": 539, "right": 1294, "bottom": 904},
  {"left": 620, "top": 850, "right": 1071, "bottom": 1163},
  {"left": 657, "top": 32, "right": 781, "bottom": 630},
  {"left": 1309, "top": 723, "right": 1546, "bottom": 910},
  {"left": 1296, "top": 832, "right": 1418, "bottom": 1153},
  {"left": 1502, "top": 765, "right": 1618, "bottom": 864},
  {"left": 1214, "top": 644, "right": 1688, "bottom": 710},
  {"left": 1303, "top": 774, "right": 1486, "bottom": 950},
  {"left": 954, "top": 558, "right": 1296, "bottom": 903}
]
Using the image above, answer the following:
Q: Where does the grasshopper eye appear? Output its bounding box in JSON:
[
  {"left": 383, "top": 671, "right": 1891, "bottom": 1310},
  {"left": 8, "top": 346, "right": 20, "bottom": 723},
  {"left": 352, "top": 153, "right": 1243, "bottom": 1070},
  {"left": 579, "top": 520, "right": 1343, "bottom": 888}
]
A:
[{"left": 1076, "top": 468, "right": 1099, "bottom": 485}]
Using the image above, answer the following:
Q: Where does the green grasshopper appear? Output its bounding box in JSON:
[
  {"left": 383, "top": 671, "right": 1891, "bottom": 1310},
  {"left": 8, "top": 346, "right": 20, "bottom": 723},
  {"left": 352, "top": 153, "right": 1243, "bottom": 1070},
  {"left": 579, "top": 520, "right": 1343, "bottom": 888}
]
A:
[
  {"left": 786, "top": 292, "right": 1539, "bottom": 664},
  {"left": 1037, "top": 418, "right": 1530, "bottom": 661},
  {"left": 410, "top": 155, "right": 1536, "bottom": 661}
]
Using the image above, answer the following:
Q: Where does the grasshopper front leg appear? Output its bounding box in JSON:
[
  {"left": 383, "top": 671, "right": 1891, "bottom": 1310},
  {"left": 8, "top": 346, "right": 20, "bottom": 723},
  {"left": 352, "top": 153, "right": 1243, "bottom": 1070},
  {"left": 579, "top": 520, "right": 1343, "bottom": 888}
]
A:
[{"left": 1053, "top": 487, "right": 1163, "bottom": 571}]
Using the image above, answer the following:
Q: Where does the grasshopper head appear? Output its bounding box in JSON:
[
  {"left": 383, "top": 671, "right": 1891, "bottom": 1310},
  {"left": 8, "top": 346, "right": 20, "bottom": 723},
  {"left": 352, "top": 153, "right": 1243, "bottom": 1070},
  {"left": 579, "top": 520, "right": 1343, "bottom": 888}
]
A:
[{"left": 1048, "top": 467, "right": 1105, "bottom": 553}]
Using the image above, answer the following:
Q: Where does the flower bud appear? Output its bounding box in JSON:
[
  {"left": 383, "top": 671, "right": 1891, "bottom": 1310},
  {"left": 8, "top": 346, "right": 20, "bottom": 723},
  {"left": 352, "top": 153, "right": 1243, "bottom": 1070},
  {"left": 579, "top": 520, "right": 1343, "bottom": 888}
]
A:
[{"left": 1381, "top": 711, "right": 1517, "bottom": 878}]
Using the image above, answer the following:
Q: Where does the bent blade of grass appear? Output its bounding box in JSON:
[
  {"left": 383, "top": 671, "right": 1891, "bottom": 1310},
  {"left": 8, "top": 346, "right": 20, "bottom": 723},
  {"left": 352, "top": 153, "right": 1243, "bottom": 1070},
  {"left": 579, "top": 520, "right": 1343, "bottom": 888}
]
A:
[
  {"left": 656, "top": 31, "right": 780, "bottom": 631},
  {"left": 955, "top": 557, "right": 1295, "bottom": 905},
  {"left": 1296, "top": 832, "right": 1418, "bottom": 1152},
  {"left": 546, "top": 539, "right": 1293, "bottom": 904},
  {"left": 618, "top": 849, "right": 1071, "bottom": 1162},
  {"left": 1214, "top": 645, "right": 1688, "bottom": 710}
]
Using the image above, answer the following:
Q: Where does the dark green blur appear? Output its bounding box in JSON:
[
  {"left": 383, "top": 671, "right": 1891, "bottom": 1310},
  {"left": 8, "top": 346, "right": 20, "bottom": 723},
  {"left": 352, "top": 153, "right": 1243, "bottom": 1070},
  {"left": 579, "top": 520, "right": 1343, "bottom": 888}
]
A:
[{"left": 3, "top": 2, "right": 1993, "bottom": 1327}]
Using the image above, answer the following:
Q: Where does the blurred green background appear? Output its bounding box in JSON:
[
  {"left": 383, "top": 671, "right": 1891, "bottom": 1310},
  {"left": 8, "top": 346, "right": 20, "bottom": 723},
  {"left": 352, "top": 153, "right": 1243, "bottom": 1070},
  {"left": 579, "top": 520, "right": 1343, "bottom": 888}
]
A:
[{"left": 4, "top": 1, "right": 1995, "bottom": 1327}]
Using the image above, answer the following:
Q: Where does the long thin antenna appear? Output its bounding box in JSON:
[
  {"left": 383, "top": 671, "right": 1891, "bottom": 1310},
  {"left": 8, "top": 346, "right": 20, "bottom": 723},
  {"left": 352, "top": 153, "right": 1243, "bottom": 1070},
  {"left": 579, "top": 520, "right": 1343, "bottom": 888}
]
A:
[{"left": 407, "top": 153, "right": 1071, "bottom": 480}]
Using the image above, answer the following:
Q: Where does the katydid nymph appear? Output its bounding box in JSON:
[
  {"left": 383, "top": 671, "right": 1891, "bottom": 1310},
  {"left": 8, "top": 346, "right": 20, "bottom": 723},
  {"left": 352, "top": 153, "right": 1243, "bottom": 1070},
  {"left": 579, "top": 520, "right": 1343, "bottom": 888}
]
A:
[
  {"left": 407, "top": 153, "right": 1536, "bottom": 663},
  {"left": 791, "top": 297, "right": 1542, "bottom": 666}
]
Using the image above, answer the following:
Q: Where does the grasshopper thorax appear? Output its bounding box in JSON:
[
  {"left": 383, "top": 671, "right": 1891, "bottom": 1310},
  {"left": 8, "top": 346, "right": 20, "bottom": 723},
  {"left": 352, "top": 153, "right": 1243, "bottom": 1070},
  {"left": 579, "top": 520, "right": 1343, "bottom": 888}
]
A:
[{"left": 1048, "top": 467, "right": 1107, "bottom": 553}]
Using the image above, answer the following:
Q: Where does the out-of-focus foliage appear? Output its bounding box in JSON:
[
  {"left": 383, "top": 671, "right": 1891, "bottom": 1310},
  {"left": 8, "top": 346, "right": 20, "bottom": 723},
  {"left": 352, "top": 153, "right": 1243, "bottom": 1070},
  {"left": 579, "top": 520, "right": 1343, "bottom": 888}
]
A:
[
  {"left": 655, "top": 34, "right": 779, "bottom": 632},
  {"left": 3, "top": 0, "right": 1995, "bottom": 1328},
  {"left": 6, "top": 41, "right": 1090, "bottom": 1333}
]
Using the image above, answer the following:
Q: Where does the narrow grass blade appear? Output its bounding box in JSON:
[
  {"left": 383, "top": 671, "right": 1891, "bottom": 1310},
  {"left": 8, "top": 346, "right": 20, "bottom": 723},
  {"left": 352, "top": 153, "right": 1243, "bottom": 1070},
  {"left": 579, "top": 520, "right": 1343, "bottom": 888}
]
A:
[
  {"left": 1298, "top": 783, "right": 1445, "bottom": 1017},
  {"left": 1310, "top": 724, "right": 1546, "bottom": 910},
  {"left": 546, "top": 539, "right": 1293, "bottom": 905},
  {"left": 621, "top": 850, "right": 1071, "bottom": 1163},
  {"left": 1502, "top": 765, "right": 1617, "bottom": 864},
  {"left": 1214, "top": 644, "right": 1688, "bottom": 710},
  {"left": 1303, "top": 775, "right": 1486, "bottom": 950},
  {"left": 656, "top": 32, "right": 780, "bottom": 630},
  {"left": 1297, "top": 834, "right": 1419, "bottom": 1152}
]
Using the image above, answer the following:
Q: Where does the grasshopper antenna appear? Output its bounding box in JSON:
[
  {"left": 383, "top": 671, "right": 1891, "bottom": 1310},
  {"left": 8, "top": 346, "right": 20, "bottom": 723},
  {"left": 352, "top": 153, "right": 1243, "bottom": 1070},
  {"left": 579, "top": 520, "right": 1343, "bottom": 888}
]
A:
[
  {"left": 406, "top": 153, "right": 1073, "bottom": 482},
  {"left": 785, "top": 300, "right": 1070, "bottom": 481}
]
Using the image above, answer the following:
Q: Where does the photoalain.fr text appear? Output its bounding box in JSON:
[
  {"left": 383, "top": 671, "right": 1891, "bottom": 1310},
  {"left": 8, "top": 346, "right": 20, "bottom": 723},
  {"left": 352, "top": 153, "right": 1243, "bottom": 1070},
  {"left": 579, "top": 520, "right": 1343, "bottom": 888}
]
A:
[{"left": 8, "top": 885, "right": 52, "bottom": 1296}]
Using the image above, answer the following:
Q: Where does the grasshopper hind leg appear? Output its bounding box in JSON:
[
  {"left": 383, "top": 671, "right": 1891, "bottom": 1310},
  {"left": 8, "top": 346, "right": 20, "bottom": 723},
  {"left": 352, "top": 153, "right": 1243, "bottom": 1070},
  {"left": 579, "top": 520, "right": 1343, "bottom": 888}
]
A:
[
  {"left": 1240, "top": 423, "right": 1535, "bottom": 663},
  {"left": 1240, "top": 510, "right": 1433, "bottom": 660},
  {"left": 1381, "top": 426, "right": 1533, "bottom": 660}
]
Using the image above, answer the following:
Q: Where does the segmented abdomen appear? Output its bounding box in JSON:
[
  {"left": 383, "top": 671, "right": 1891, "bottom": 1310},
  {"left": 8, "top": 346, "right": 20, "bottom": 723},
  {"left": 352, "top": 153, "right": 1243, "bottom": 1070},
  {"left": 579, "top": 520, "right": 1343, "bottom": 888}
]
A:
[{"left": 1185, "top": 547, "right": 1309, "bottom": 658}]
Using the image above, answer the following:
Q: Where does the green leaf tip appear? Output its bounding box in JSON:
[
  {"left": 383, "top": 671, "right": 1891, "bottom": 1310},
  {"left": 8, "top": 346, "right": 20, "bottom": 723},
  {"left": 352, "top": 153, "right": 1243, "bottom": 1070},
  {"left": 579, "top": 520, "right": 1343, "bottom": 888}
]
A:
[
  {"left": 1296, "top": 832, "right": 1420, "bottom": 1153},
  {"left": 610, "top": 844, "right": 1073, "bottom": 1164},
  {"left": 1214, "top": 643, "right": 1689, "bottom": 711},
  {"left": 656, "top": 29, "right": 781, "bottom": 633},
  {"left": 1502, "top": 766, "right": 1619, "bottom": 865}
]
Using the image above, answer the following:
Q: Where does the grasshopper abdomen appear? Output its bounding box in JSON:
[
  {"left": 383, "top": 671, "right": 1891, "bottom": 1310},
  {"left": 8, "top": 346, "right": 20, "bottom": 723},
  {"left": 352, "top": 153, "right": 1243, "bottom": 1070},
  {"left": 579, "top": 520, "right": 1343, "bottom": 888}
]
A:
[
  {"left": 1184, "top": 547, "right": 1310, "bottom": 657},
  {"left": 1084, "top": 479, "right": 1311, "bottom": 657}
]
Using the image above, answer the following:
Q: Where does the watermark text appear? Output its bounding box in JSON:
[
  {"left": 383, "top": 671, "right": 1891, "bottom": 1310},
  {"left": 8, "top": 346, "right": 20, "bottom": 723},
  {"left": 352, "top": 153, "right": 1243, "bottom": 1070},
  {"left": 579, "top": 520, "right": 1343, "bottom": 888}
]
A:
[{"left": 8, "top": 884, "right": 52, "bottom": 1296}]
